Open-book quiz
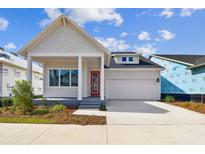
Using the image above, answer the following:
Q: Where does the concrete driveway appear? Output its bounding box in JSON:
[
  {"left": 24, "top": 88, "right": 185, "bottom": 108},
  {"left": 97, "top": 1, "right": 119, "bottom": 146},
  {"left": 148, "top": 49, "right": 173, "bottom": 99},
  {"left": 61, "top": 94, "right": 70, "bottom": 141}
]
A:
[{"left": 1, "top": 100, "right": 205, "bottom": 144}]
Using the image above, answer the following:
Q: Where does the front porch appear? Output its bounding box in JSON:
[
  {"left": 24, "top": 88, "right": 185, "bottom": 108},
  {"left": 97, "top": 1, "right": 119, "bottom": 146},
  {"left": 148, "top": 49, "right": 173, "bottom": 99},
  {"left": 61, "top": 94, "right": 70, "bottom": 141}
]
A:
[{"left": 28, "top": 55, "right": 105, "bottom": 103}]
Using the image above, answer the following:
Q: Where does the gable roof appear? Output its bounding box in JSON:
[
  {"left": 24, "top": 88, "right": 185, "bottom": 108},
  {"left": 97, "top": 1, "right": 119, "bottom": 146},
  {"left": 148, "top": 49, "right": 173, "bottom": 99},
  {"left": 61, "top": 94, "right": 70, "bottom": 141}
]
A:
[
  {"left": 107, "top": 55, "right": 164, "bottom": 69},
  {"left": 19, "top": 15, "right": 110, "bottom": 57}
]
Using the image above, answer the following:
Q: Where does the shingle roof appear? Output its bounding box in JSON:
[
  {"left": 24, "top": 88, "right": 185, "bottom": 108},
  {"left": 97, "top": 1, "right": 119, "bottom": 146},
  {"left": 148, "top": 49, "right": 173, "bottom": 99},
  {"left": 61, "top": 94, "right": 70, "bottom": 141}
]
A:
[
  {"left": 152, "top": 54, "right": 205, "bottom": 66},
  {"left": 111, "top": 51, "right": 137, "bottom": 55},
  {"left": 107, "top": 55, "right": 163, "bottom": 69}
]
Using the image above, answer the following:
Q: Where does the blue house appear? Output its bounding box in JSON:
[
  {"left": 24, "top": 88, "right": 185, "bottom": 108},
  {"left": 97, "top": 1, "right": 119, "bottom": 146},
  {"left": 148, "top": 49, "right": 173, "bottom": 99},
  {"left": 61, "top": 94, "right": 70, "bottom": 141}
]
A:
[{"left": 150, "top": 54, "right": 205, "bottom": 102}]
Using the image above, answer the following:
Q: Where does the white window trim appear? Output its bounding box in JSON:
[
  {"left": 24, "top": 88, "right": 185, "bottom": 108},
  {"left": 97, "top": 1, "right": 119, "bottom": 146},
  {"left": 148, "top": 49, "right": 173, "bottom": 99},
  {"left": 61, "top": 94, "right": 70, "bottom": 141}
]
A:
[{"left": 48, "top": 68, "right": 78, "bottom": 88}]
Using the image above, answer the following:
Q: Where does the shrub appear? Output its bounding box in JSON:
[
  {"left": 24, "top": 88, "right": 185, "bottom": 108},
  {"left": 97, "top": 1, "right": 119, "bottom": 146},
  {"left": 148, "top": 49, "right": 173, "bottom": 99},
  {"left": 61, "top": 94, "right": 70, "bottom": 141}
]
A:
[
  {"left": 194, "top": 104, "right": 201, "bottom": 109},
  {"left": 99, "top": 104, "right": 107, "bottom": 111},
  {"left": 50, "top": 104, "right": 65, "bottom": 112},
  {"left": 30, "top": 109, "right": 49, "bottom": 115},
  {"left": 12, "top": 80, "right": 34, "bottom": 114},
  {"left": 1, "top": 97, "right": 10, "bottom": 109},
  {"left": 41, "top": 98, "right": 49, "bottom": 107},
  {"left": 184, "top": 102, "right": 190, "bottom": 107},
  {"left": 33, "top": 95, "right": 43, "bottom": 99},
  {"left": 164, "top": 95, "right": 175, "bottom": 103}
]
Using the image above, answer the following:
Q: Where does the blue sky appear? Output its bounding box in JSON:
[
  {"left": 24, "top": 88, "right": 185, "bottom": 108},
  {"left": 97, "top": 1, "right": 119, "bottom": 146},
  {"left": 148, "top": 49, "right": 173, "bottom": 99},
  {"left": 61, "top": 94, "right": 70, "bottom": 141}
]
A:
[{"left": 0, "top": 8, "right": 205, "bottom": 55}]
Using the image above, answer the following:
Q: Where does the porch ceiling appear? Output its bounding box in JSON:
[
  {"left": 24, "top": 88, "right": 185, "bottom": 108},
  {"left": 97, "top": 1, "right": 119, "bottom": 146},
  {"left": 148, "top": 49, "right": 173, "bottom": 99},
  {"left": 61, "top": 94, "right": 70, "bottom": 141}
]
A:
[{"left": 32, "top": 56, "right": 101, "bottom": 65}]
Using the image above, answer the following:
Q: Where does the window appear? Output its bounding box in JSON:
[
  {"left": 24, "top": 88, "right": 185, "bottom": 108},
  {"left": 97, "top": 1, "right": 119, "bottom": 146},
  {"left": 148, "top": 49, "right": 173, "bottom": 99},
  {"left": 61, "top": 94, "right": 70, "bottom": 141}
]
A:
[
  {"left": 122, "top": 57, "right": 127, "bottom": 62},
  {"left": 128, "top": 57, "right": 133, "bottom": 62},
  {"left": 49, "top": 69, "right": 78, "bottom": 87},
  {"left": 49, "top": 69, "right": 59, "bottom": 86},
  {"left": 71, "top": 70, "right": 78, "bottom": 86},
  {"left": 60, "top": 70, "right": 70, "bottom": 86}
]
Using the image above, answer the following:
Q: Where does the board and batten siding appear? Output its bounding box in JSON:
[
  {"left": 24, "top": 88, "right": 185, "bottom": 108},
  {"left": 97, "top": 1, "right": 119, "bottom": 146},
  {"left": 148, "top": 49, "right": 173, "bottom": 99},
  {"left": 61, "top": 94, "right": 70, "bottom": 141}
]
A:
[{"left": 28, "top": 24, "right": 104, "bottom": 57}]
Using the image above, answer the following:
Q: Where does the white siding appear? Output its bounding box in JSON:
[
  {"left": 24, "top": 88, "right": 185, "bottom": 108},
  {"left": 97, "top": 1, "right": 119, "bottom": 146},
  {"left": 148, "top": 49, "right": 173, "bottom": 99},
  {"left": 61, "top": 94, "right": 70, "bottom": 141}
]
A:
[
  {"left": 28, "top": 24, "right": 104, "bottom": 57},
  {"left": 43, "top": 58, "right": 100, "bottom": 98},
  {"left": 105, "top": 69, "right": 161, "bottom": 100},
  {"left": 1, "top": 63, "right": 43, "bottom": 97},
  {"left": 43, "top": 61, "right": 78, "bottom": 98}
]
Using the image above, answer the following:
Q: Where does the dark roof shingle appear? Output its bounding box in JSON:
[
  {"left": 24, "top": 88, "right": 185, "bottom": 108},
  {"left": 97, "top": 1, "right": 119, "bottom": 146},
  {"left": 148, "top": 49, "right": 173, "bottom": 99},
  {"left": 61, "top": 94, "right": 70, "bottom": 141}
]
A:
[{"left": 153, "top": 54, "right": 205, "bottom": 66}]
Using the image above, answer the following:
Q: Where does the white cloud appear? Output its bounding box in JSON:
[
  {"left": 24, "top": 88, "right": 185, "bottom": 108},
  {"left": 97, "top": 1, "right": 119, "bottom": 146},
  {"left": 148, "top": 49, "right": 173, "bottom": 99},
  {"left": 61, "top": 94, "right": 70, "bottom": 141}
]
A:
[
  {"left": 160, "top": 9, "right": 174, "bottom": 18},
  {"left": 4, "top": 42, "right": 16, "bottom": 50},
  {"left": 0, "top": 17, "right": 9, "bottom": 31},
  {"left": 158, "top": 29, "right": 175, "bottom": 40},
  {"left": 93, "top": 27, "right": 100, "bottom": 33},
  {"left": 133, "top": 44, "right": 157, "bottom": 55},
  {"left": 65, "top": 8, "right": 123, "bottom": 27},
  {"left": 138, "top": 31, "right": 151, "bottom": 41},
  {"left": 95, "top": 37, "right": 130, "bottom": 51},
  {"left": 180, "top": 8, "right": 204, "bottom": 17},
  {"left": 39, "top": 8, "right": 123, "bottom": 28},
  {"left": 120, "top": 32, "right": 128, "bottom": 38},
  {"left": 39, "top": 8, "right": 62, "bottom": 28}
]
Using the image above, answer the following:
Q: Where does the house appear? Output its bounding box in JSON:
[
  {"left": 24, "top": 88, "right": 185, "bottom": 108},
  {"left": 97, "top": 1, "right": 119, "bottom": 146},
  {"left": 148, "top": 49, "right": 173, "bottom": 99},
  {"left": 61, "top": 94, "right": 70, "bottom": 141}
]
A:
[
  {"left": 150, "top": 54, "right": 205, "bottom": 102},
  {"left": 0, "top": 47, "right": 43, "bottom": 97},
  {"left": 19, "top": 15, "right": 163, "bottom": 103}
]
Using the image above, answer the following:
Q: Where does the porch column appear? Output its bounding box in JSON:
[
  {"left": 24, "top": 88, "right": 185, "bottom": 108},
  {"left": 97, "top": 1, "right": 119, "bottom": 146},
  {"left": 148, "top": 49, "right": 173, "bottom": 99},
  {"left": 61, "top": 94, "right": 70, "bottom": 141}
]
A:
[
  {"left": 78, "top": 56, "right": 82, "bottom": 100},
  {"left": 100, "top": 56, "right": 105, "bottom": 100},
  {"left": 27, "top": 56, "right": 32, "bottom": 84}
]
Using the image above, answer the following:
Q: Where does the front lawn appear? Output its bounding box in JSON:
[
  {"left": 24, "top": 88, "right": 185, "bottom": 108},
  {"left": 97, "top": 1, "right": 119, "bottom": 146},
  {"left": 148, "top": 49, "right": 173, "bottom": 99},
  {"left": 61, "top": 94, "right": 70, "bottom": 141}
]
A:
[
  {"left": 0, "top": 106, "right": 106, "bottom": 125},
  {"left": 164, "top": 101, "right": 205, "bottom": 114}
]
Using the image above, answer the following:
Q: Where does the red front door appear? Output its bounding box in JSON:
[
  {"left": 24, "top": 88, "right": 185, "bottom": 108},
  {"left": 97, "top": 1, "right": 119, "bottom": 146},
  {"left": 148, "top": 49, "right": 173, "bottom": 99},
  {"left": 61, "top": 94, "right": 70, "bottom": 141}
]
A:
[{"left": 90, "top": 71, "right": 100, "bottom": 96}]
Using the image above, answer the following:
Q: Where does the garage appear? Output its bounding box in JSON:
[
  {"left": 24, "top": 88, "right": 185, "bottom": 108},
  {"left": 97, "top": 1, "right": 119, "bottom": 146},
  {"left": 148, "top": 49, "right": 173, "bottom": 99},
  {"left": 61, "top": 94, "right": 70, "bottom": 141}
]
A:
[
  {"left": 106, "top": 79, "right": 157, "bottom": 100},
  {"left": 105, "top": 52, "right": 163, "bottom": 100},
  {"left": 105, "top": 69, "right": 161, "bottom": 100}
]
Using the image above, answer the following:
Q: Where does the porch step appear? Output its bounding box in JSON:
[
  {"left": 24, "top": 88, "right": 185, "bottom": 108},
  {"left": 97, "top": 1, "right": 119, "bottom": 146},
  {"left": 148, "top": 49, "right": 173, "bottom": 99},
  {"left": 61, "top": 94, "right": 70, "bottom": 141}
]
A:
[
  {"left": 79, "top": 101, "right": 101, "bottom": 109},
  {"left": 79, "top": 104, "right": 100, "bottom": 109}
]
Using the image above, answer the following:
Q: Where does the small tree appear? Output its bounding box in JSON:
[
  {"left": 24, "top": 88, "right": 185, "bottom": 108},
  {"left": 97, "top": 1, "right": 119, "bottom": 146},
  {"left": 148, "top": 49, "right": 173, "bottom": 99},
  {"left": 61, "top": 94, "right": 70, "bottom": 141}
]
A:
[{"left": 12, "top": 80, "right": 34, "bottom": 114}]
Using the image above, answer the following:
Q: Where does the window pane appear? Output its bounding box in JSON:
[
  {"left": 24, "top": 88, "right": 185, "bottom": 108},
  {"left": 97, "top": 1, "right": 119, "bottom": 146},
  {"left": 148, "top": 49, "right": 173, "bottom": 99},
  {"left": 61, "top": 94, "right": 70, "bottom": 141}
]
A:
[
  {"left": 60, "top": 70, "right": 70, "bottom": 86},
  {"left": 49, "top": 70, "right": 59, "bottom": 86},
  {"left": 128, "top": 57, "right": 133, "bottom": 62},
  {"left": 71, "top": 70, "right": 78, "bottom": 86},
  {"left": 122, "top": 57, "right": 127, "bottom": 62}
]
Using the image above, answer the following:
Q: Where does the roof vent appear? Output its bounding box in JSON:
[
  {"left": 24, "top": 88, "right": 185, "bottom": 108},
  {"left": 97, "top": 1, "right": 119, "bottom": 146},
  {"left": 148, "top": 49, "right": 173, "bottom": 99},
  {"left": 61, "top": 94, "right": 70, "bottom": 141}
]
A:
[{"left": 0, "top": 47, "right": 5, "bottom": 51}]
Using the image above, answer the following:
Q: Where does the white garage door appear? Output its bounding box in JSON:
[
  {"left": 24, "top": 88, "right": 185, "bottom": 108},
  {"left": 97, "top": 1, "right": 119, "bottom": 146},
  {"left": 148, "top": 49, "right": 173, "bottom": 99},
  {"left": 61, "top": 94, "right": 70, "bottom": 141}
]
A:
[{"left": 106, "top": 79, "right": 157, "bottom": 100}]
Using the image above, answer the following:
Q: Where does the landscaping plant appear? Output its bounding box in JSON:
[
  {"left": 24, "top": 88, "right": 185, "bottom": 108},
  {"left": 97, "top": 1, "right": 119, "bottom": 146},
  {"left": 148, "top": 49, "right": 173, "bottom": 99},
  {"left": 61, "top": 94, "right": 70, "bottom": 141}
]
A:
[
  {"left": 1, "top": 97, "right": 10, "bottom": 109},
  {"left": 184, "top": 102, "right": 190, "bottom": 107},
  {"left": 12, "top": 80, "right": 34, "bottom": 114},
  {"left": 30, "top": 109, "right": 49, "bottom": 115},
  {"left": 99, "top": 104, "right": 107, "bottom": 111},
  {"left": 41, "top": 98, "right": 49, "bottom": 107},
  {"left": 50, "top": 104, "right": 66, "bottom": 112},
  {"left": 164, "top": 95, "right": 175, "bottom": 103}
]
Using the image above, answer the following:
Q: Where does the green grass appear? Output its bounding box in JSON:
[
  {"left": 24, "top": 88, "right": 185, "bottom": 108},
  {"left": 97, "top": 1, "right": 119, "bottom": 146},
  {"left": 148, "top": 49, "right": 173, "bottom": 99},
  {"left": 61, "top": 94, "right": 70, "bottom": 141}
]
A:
[{"left": 0, "top": 117, "right": 56, "bottom": 124}]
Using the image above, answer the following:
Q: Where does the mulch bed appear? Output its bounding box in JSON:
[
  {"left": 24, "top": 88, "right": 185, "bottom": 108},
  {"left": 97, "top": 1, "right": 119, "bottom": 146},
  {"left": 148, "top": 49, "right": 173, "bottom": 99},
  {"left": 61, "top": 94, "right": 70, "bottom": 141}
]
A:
[
  {"left": 164, "top": 102, "right": 205, "bottom": 114},
  {"left": 0, "top": 106, "right": 106, "bottom": 125}
]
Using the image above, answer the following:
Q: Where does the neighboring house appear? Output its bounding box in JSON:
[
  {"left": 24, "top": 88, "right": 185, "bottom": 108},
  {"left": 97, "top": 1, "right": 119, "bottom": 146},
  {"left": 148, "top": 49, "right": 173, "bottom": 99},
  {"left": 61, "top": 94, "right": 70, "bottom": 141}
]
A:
[
  {"left": 0, "top": 47, "right": 43, "bottom": 97},
  {"left": 19, "top": 15, "right": 163, "bottom": 102},
  {"left": 150, "top": 54, "right": 205, "bottom": 102}
]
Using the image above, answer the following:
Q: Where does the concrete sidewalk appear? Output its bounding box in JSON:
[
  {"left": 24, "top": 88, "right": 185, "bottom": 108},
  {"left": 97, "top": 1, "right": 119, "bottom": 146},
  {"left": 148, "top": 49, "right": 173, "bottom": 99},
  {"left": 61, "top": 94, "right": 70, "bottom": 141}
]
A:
[{"left": 1, "top": 101, "right": 205, "bottom": 144}]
